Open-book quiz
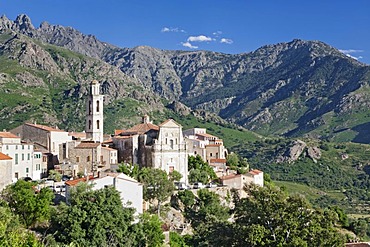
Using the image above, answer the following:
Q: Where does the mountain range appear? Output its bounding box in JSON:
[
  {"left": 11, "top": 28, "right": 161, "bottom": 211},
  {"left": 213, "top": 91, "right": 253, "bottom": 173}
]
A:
[{"left": 1, "top": 14, "right": 369, "bottom": 143}]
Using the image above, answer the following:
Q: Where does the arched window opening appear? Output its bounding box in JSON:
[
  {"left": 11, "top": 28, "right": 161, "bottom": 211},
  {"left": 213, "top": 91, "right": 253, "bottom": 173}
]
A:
[
  {"left": 96, "top": 100, "right": 100, "bottom": 112},
  {"left": 97, "top": 120, "right": 100, "bottom": 130},
  {"left": 89, "top": 101, "right": 92, "bottom": 114},
  {"left": 89, "top": 120, "right": 92, "bottom": 130},
  {"left": 170, "top": 139, "right": 174, "bottom": 149}
]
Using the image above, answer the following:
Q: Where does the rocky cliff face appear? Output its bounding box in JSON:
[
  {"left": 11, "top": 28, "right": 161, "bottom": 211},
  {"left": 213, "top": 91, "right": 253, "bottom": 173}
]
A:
[{"left": 1, "top": 14, "right": 370, "bottom": 142}]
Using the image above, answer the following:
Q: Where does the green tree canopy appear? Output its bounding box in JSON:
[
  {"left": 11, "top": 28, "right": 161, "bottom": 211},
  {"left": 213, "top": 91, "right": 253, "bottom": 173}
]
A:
[
  {"left": 51, "top": 185, "right": 135, "bottom": 246},
  {"left": 138, "top": 167, "right": 174, "bottom": 215},
  {"left": 232, "top": 184, "right": 346, "bottom": 246},
  {"left": 188, "top": 155, "right": 217, "bottom": 184},
  {"left": 2, "top": 179, "right": 54, "bottom": 228},
  {"left": 0, "top": 205, "right": 43, "bottom": 247}
]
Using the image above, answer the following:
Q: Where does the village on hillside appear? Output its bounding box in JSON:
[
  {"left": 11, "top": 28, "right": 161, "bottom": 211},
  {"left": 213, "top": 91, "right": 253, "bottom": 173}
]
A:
[{"left": 0, "top": 80, "right": 263, "bottom": 216}]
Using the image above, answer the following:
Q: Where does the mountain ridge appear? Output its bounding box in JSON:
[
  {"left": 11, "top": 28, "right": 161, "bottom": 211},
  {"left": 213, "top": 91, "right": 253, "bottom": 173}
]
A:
[{"left": 1, "top": 14, "right": 370, "bottom": 142}]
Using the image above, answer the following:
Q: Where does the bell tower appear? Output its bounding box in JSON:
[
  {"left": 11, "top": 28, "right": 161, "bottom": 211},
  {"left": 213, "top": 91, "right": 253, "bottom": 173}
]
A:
[{"left": 86, "top": 80, "right": 104, "bottom": 143}]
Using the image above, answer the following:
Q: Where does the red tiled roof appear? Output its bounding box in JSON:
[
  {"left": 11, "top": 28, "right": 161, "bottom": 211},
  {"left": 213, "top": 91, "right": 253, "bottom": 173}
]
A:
[
  {"left": 210, "top": 158, "right": 227, "bottom": 163},
  {"left": 221, "top": 174, "right": 241, "bottom": 181},
  {"left": 114, "top": 129, "right": 124, "bottom": 135},
  {"left": 248, "top": 169, "right": 263, "bottom": 175},
  {"left": 0, "top": 132, "right": 19, "bottom": 138},
  {"left": 127, "top": 122, "right": 159, "bottom": 134},
  {"left": 65, "top": 175, "right": 95, "bottom": 186},
  {"left": 76, "top": 142, "right": 100, "bottom": 149},
  {"left": 25, "top": 123, "right": 65, "bottom": 132},
  {"left": 0, "top": 152, "right": 12, "bottom": 160}
]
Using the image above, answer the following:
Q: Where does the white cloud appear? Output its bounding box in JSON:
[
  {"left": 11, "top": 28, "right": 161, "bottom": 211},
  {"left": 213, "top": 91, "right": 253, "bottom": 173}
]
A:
[
  {"left": 187, "top": 35, "right": 214, "bottom": 42},
  {"left": 339, "top": 49, "right": 364, "bottom": 60},
  {"left": 161, "top": 27, "right": 186, "bottom": 33},
  {"left": 220, "top": 38, "right": 233, "bottom": 44},
  {"left": 213, "top": 31, "right": 222, "bottom": 36},
  {"left": 181, "top": 42, "right": 198, "bottom": 49}
]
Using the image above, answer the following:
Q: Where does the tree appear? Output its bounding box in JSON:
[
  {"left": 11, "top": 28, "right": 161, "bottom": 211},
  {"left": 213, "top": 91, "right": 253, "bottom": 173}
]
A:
[
  {"left": 117, "top": 163, "right": 140, "bottom": 180},
  {"left": 2, "top": 179, "right": 54, "bottom": 228},
  {"left": 138, "top": 167, "right": 174, "bottom": 216},
  {"left": 188, "top": 155, "right": 216, "bottom": 183},
  {"left": 133, "top": 213, "right": 165, "bottom": 247},
  {"left": 51, "top": 185, "right": 135, "bottom": 246},
  {"left": 170, "top": 231, "right": 189, "bottom": 247},
  {"left": 232, "top": 184, "right": 345, "bottom": 246},
  {"left": 0, "top": 205, "right": 43, "bottom": 247},
  {"left": 48, "top": 169, "right": 62, "bottom": 182},
  {"left": 169, "top": 170, "right": 182, "bottom": 182}
]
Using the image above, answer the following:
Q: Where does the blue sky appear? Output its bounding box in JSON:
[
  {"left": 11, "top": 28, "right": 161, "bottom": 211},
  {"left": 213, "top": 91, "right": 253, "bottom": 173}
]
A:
[{"left": 1, "top": 0, "right": 370, "bottom": 64}]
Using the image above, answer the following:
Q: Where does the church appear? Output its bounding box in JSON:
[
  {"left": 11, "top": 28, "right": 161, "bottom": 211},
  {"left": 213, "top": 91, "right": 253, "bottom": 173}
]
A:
[{"left": 113, "top": 116, "right": 189, "bottom": 184}]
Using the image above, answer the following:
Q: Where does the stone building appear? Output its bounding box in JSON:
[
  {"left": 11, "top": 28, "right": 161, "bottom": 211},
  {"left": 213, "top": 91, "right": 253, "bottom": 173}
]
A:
[
  {"left": 10, "top": 122, "right": 72, "bottom": 165},
  {"left": 114, "top": 116, "right": 188, "bottom": 183}
]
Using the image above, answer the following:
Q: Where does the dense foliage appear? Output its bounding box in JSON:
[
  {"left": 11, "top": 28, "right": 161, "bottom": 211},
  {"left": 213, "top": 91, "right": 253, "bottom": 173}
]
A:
[
  {"left": 2, "top": 179, "right": 54, "bottom": 228},
  {"left": 188, "top": 155, "right": 217, "bottom": 184}
]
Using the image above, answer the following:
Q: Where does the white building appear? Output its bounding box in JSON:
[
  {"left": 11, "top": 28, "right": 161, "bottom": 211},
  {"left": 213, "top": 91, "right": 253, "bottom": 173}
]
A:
[
  {"left": 0, "top": 132, "right": 34, "bottom": 181},
  {"left": 65, "top": 173, "right": 143, "bottom": 215},
  {"left": 0, "top": 152, "right": 12, "bottom": 190},
  {"left": 85, "top": 80, "right": 104, "bottom": 143}
]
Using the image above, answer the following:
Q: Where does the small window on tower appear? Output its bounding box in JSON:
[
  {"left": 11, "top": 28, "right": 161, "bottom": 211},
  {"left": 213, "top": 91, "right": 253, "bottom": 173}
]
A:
[
  {"left": 97, "top": 120, "right": 100, "bottom": 129},
  {"left": 89, "top": 101, "right": 92, "bottom": 114},
  {"left": 96, "top": 100, "right": 100, "bottom": 112},
  {"left": 89, "top": 120, "right": 92, "bottom": 130}
]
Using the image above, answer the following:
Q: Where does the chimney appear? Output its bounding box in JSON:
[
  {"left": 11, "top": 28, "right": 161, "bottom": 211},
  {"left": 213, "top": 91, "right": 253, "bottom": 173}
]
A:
[{"left": 142, "top": 115, "right": 150, "bottom": 124}]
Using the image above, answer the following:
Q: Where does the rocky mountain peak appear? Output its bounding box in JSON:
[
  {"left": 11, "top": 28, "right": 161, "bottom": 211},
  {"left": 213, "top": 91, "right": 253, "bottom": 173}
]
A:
[{"left": 14, "top": 14, "right": 35, "bottom": 31}]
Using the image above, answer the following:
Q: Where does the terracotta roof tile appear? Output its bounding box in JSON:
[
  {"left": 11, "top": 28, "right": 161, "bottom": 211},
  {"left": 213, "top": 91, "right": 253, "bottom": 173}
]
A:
[
  {"left": 127, "top": 122, "right": 159, "bottom": 134},
  {"left": 25, "top": 123, "right": 65, "bottom": 132},
  {"left": 76, "top": 142, "right": 100, "bottom": 149},
  {"left": 248, "top": 169, "right": 263, "bottom": 175},
  {"left": 65, "top": 175, "right": 95, "bottom": 186},
  {"left": 210, "top": 158, "right": 227, "bottom": 163},
  {"left": 0, "top": 132, "right": 20, "bottom": 138},
  {"left": 0, "top": 152, "right": 12, "bottom": 160},
  {"left": 221, "top": 174, "right": 241, "bottom": 181}
]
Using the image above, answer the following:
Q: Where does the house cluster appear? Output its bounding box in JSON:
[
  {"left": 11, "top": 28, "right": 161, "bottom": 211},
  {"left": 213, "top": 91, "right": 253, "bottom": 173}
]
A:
[{"left": 0, "top": 80, "right": 263, "bottom": 215}]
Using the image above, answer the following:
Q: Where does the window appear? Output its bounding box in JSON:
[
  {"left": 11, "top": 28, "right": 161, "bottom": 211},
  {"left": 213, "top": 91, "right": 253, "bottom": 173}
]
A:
[
  {"left": 76, "top": 156, "right": 80, "bottom": 163},
  {"left": 96, "top": 100, "right": 100, "bottom": 112},
  {"left": 14, "top": 172, "right": 18, "bottom": 179},
  {"left": 36, "top": 164, "right": 40, "bottom": 170},
  {"left": 100, "top": 155, "right": 104, "bottom": 162},
  {"left": 26, "top": 168, "right": 29, "bottom": 173},
  {"left": 89, "top": 101, "right": 92, "bottom": 114},
  {"left": 170, "top": 139, "right": 174, "bottom": 149},
  {"left": 6, "top": 145, "right": 8, "bottom": 150},
  {"left": 15, "top": 145, "right": 18, "bottom": 150},
  {"left": 27, "top": 153, "right": 30, "bottom": 160},
  {"left": 89, "top": 120, "right": 92, "bottom": 130},
  {"left": 97, "top": 120, "right": 100, "bottom": 130},
  {"left": 210, "top": 153, "right": 213, "bottom": 157},
  {"left": 22, "top": 154, "right": 24, "bottom": 161},
  {"left": 28, "top": 145, "right": 30, "bottom": 150},
  {"left": 87, "top": 156, "right": 90, "bottom": 162},
  {"left": 42, "top": 156, "right": 47, "bottom": 162},
  {"left": 22, "top": 145, "right": 24, "bottom": 150},
  {"left": 15, "top": 154, "right": 18, "bottom": 165}
]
